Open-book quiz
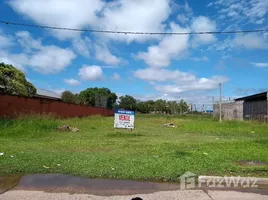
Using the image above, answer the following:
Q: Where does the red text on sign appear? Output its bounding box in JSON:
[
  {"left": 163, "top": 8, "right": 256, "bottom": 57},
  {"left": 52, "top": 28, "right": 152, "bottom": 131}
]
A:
[{"left": 119, "top": 115, "right": 130, "bottom": 121}]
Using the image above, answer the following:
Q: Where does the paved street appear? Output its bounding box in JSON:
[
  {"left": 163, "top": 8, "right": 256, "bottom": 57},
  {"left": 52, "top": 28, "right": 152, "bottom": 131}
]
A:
[
  {"left": 1, "top": 189, "right": 268, "bottom": 200},
  {"left": 1, "top": 174, "right": 267, "bottom": 200}
]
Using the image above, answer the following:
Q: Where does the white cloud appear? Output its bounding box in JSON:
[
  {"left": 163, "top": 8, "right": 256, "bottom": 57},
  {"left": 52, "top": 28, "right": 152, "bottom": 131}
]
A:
[
  {"left": 8, "top": 0, "right": 104, "bottom": 39},
  {"left": 134, "top": 68, "right": 195, "bottom": 82},
  {"left": 28, "top": 46, "right": 76, "bottom": 74},
  {"left": 155, "top": 76, "right": 229, "bottom": 94},
  {"left": 16, "top": 31, "right": 42, "bottom": 52},
  {"left": 111, "top": 73, "right": 120, "bottom": 80},
  {"left": 64, "top": 78, "right": 81, "bottom": 86},
  {"left": 8, "top": 0, "right": 172, "bottom": 42},
  {"left": 234, "top": 34, "right": 268, "bottom": 49},
  {"left": 183, "top": 1, "right": 193, "bottom": 15},
  {"left": 136, "top": 23, "right": 189, "bottom": 68},
  {"left": 209, "top": 0, "right": 268, "bottom": 25},
  {"left": 72, "top": 37, "right": 91, "bottom": 57},
  {"left": 177, "top": 14, "right": 189, "bottom": 24},
  {"left": 101, "top": 66, "right": 121, "bottom": 69},
  {"left": 207, "top": 38, "right": 234, "bottom": 52},
  {"left": 78, "top": 65, "right": 103, "bottom": 81},
  {"left": 250, "top": 62, "right": 268, "bottom": 68},
  {"left": 1, "top": 31, "right": 76, "bottom": 74},
  {"left": 191, "top": 16, "right": 217, "bottom": 46},
  {"left": 0, "top": 51, "right": 28, "bottom": 71},
  {"left": 0, "top": 32, "right": 14, "bottom": 48},
  {"left": 191, "top": 56, "right": 209, "bottom": 62},
  {"left": 97, "top": 0, "right": 172, "bottom": 43},
  {"left": 176, "top": 1, "right": 193, "bottom": 25},
  {"left": 208, "top": 33, "right": 268, "bottom": 53},
  {"left": 95, "top": 44, "right": 125, "bottom": 65},
  {"left": 135, "top": 67, "right": 229, "bottom": 94},
  {"left": 207, "top": 2, "right": 214, "bottom": 7}
]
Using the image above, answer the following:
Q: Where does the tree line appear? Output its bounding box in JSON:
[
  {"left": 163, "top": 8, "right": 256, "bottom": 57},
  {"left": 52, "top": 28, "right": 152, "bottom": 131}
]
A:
[
  {"left": 117, "top": 95, "right": 189, "bottom": 114},
  {"left": 61, "top": 88, "right": 117, "bottom": 109},
  {"left": 1, "top": 62, "right": 189, "bottom": 114},
  {"left": 62, "top": 91, "right": 189, "bottom": 114}
]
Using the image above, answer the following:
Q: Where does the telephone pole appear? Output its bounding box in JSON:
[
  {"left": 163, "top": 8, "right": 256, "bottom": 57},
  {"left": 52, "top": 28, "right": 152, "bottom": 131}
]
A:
[{"left": 219, "top": 83, "right": 222, "bottom": 123}]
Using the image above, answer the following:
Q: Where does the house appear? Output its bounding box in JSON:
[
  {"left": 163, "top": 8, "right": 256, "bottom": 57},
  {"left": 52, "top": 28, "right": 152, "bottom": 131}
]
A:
[
  {"left": 235, "top": 91, "right": 268, "bottom": 121},
  {"left": 213, "top": 91, "right": 268, "bottom": 122}
]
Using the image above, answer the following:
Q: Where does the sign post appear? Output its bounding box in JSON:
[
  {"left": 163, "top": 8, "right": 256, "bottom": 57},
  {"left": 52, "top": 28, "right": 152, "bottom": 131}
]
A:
[{"left": 114, "top": 110, "right": 135, "bottom": 130}]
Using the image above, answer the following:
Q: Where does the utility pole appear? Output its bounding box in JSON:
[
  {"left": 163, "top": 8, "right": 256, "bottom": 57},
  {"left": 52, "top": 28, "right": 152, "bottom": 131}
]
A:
[
  {"left": 212, "top": 97, "right": 215, "bottom": 112},
  {"left": 219, "top": 83, "right": 222, "bottom": 123}
]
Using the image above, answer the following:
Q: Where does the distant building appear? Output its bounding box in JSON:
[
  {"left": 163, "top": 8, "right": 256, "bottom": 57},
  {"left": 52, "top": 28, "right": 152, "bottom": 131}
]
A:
[
  {"left": 213, "top": 91, "right": 268, "bottom": 122},
  {"left": 35, "top": 88, "right": 61, "bottom": 101},
  {"left": 235, "top": 92, "right": 268, "bottom": 121}
]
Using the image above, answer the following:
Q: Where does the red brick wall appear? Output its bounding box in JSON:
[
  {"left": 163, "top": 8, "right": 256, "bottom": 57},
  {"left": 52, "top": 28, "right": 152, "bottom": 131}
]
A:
[{"left": 0, "top": 94, "right": 114, "bottom": 118}]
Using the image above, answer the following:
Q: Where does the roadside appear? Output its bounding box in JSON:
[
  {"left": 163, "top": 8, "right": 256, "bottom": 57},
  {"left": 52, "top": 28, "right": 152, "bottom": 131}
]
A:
[
  {"left": 0, "top": 174, "right": 268, "bottom": 200},
  {"left": 1, "top": 188, "right": 268, "bottom": 200}
]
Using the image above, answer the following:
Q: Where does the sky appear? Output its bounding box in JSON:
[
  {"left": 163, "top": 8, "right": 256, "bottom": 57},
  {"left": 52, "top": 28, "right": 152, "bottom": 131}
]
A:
[{"left": 0, "top": 0, "right": 268, "bottom": 108}]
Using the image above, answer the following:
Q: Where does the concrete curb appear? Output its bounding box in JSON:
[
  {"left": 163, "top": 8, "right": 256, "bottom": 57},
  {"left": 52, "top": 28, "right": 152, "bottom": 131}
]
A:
[{"left": 198, "top": 176, "right": 268, "bottom": 186}]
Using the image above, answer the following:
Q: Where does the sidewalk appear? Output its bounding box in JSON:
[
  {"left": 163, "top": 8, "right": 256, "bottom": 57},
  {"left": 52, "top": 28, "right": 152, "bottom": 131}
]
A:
[
  {"left": 0, "top": 174, "right": 267, "bottom": 200},
  {"left": 1, "top": 189, "right": 268, "bottom": 200}
]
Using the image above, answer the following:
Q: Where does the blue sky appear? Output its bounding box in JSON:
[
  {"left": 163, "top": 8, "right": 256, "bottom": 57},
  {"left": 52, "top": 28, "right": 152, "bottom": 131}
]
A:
[{"left": 0, "top": 0, "right": 268, "bottom": 107}]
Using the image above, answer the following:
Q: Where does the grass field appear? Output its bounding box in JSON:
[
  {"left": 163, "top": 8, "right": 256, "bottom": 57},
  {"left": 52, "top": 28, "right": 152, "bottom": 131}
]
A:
[{"left": 0, "top": 114, "right": 268, "bottom": 182}]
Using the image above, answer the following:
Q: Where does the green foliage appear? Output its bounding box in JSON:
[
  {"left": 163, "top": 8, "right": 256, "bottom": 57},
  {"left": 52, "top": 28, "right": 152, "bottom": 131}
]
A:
[
  {"left": 78, "top": 87, "right": 117, "bottom": 108},
  {"left": 177, "top": 99, "right": 189, "bottom": 113},
  {"left": 61, "top": 88, "right": 117, "bottom": 108},
  {"left": 107, "top": 92, "right": 117, "bottom": 109},
  {"left": 61, "top": 91, "right": 78, "bottom": 104},
  {"left": 132, "top": 97, "right": 189, "bottom": 114},
  {"left": 136, "top": 101, "right": 149, "bottom": 113},
  {"left": 60, "top": 87, "right": 188, "bottom": 113},
  {"left": 0, "top": 62, "right": 36, "bottom": 96},
  {"left": 119, "top": 95, "right": 137, "bottom": 110},
  {"left": 155, "top": 99, "right": 167, "bottom": 113}
]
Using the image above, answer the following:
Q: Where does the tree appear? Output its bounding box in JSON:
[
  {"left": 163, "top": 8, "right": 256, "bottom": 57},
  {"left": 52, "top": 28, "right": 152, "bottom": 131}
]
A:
[
  {"left": 0, "top": 62, "right": 36, "bottom": 96},
  {"left": 167, "top": 101, "right": 178, "bottom": 114},
  {"left": 136, "top": 100, "right": 155, "bottom": 113},
  {"left": 147, "top": 100, "right": 155, "bottom": 113},
  {"left": 137, "top": 101, "right": 148, "bottom": 113},
  {"left": 79, "top": 88, "right": 96, "bottom": 106},
  {"left": 107, "top": 92, "right": 117, "bottom": 109},
  {"left": 155, "top": 99, "right": 167, "bottom": 113},
  {"left": 78, "top": 87, "right": 117, "bottom": 108},
  {"left": 61, "top": 91, "right": 77, "bottom": 104},
  {"left": 177, "top": 99, "right": 189, "bottom": 113},
  {"left": 119, "top": 95, "right": 137, "bottom": 111}
]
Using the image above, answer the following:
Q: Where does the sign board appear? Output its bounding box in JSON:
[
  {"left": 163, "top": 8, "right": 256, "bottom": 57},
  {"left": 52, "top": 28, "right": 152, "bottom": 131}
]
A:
[{"left": 114, "top": 110, "right": 135, "bottom": 129}]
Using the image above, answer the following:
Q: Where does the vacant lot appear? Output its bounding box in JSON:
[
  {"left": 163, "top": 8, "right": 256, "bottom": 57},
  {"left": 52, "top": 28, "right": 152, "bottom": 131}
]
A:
[{"left": 0, "top": 114, "right": 267, "bottom": 181}]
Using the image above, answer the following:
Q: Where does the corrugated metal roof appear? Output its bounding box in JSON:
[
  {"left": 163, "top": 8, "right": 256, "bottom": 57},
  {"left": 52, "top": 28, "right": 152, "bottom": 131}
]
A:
[
  {"left": 235, "top": 91, "right": 268, "bottom": 101},
  {"left": 36, "top": 88, "right": 61, "bottom": 99}
]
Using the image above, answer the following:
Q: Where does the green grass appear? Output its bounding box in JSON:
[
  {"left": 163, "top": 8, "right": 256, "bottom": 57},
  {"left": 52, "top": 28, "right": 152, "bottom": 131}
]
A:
[{"left": 0, "top": 114, "right": 268, "bottom": 182}]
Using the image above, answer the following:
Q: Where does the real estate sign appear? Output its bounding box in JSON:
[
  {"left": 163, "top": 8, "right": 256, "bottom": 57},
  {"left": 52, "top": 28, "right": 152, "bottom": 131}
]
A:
[{"left": 114, "top": 110, "right": 135, "bottom": 129}]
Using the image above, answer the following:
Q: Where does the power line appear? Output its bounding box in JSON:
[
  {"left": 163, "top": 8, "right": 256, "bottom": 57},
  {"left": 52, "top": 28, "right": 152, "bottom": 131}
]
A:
[{"left": 0, "top": 20, "right": 268, "bottom": 35}]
